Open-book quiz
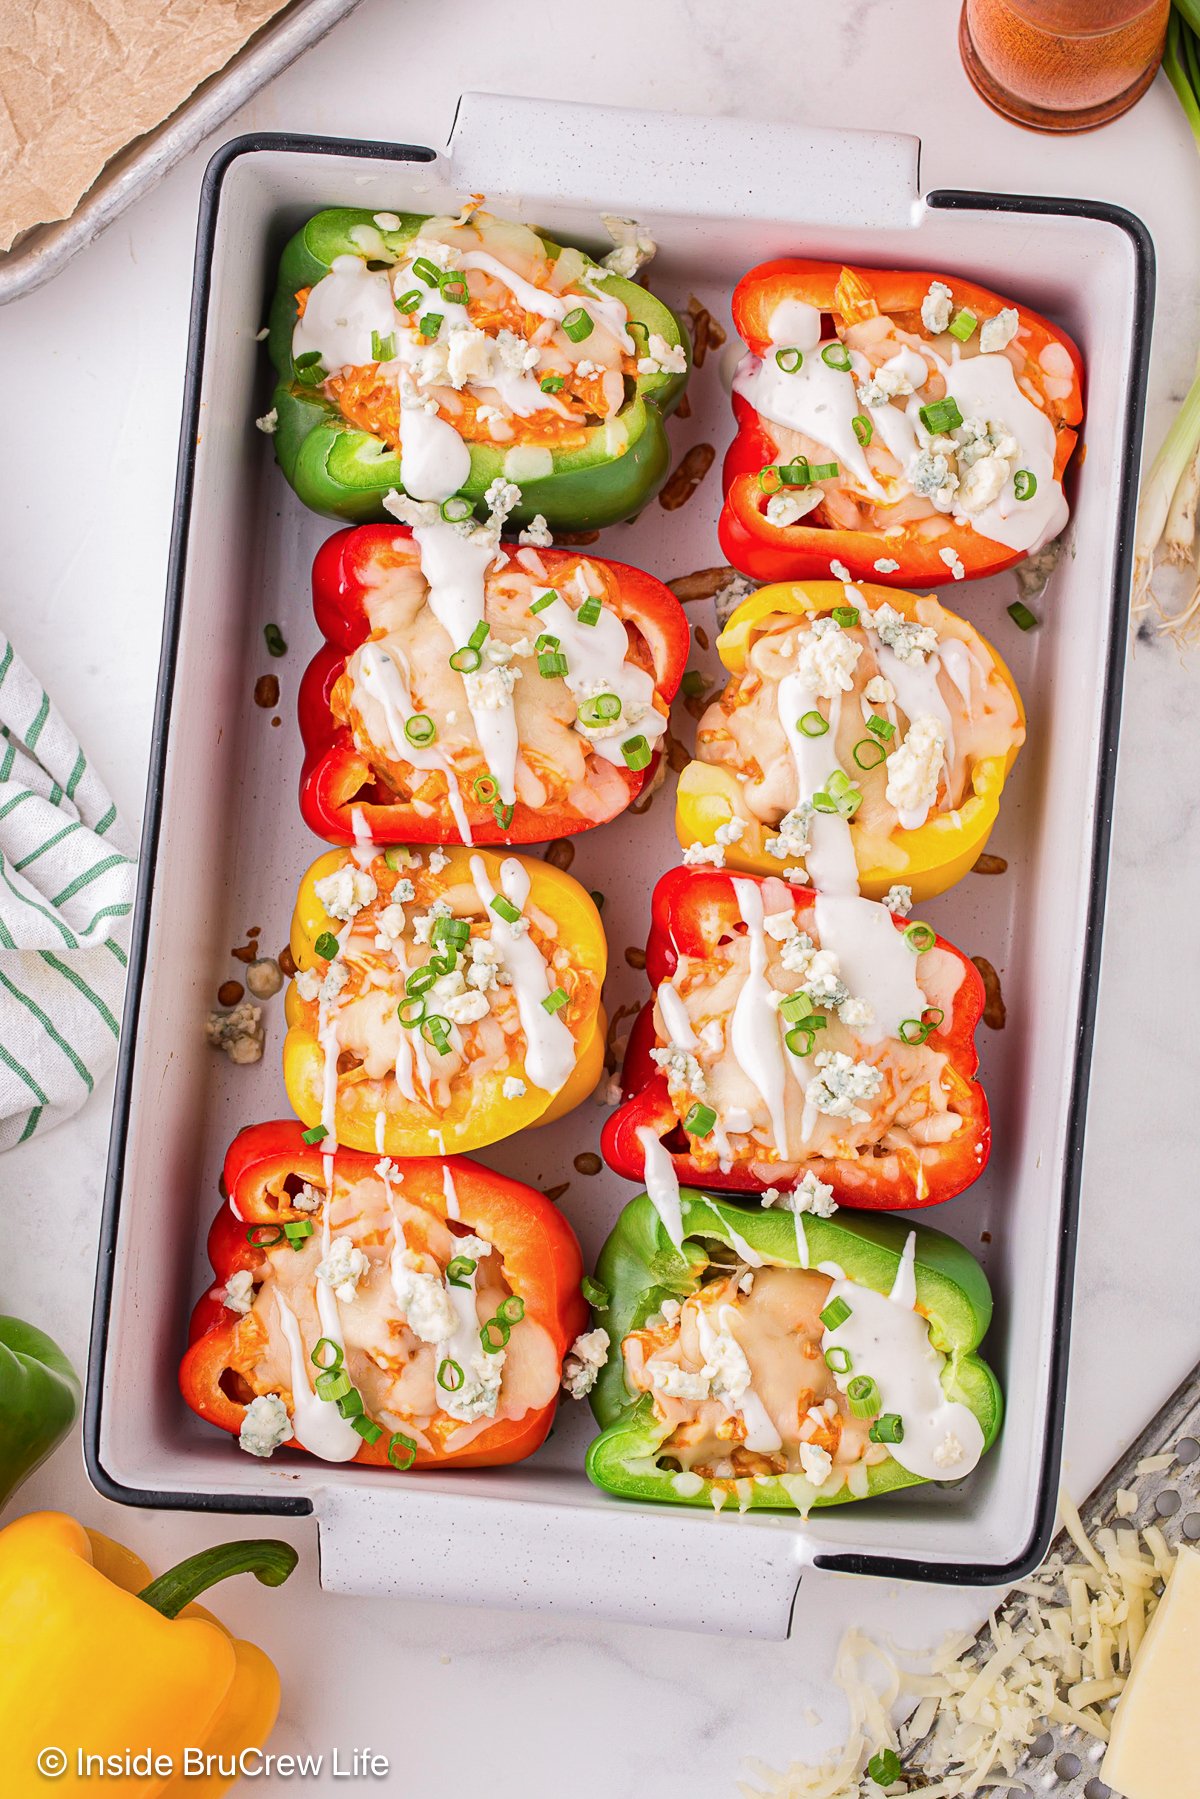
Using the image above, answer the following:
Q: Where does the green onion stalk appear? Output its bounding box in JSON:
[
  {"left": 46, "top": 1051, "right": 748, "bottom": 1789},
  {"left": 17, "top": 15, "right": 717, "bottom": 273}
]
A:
[{"left": 1136, "top": 4, "right": 1200, "bottom": 638}]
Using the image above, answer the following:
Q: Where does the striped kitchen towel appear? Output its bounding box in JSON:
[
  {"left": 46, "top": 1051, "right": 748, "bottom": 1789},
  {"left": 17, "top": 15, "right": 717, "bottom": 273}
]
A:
[{"left": 0, "top": 636, "right": 136, "bottom": 1149}]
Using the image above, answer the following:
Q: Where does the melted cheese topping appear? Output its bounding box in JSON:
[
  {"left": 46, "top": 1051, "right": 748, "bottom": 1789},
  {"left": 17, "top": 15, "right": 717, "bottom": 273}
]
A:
[{"left": 228, "top": 1167, "right": 560, "bottom": 1462}]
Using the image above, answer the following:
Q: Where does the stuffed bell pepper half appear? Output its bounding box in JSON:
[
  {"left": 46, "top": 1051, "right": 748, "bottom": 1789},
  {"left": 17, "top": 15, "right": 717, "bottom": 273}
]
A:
[
  {"left": 601, "top": 866, "right": 988, "bottom": 1209},
  {"left": 720, "top": 259, "right": 1083, "bottom": 586},
  {"left": 675, "top": 581, "right": 1024, "bottom": 901},
  {"left": 300, "top": 523, "right": 689, "bottom": 846},
  {"left": 585, "top": 1191, "right": 1002, "bottom": 1512},
  {"left": 283, "top": 843, "right": 606, "bottom": 1157},
  {"left": 180, "top": 1123, "right": 589, "bottom": 1470},
  {"left": 267, "top": 206, "right": 689, "bottom": 527}
]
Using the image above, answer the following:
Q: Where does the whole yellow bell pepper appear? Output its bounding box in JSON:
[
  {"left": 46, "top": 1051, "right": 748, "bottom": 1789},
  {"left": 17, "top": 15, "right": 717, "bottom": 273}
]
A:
[
  {"left": 0, "top": 1513, "right": 296, "bottom": 1796},
  {"left": 675, "top": 580, "right": 1025, "bottom": 902}
]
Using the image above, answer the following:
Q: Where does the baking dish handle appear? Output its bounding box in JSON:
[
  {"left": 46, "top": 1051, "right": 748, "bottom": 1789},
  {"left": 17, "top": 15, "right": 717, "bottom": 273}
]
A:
[
  {"left": 315, "top": 1483, "right": 814, "bottom": 1637},
  {"left": 444, "top": 91, "right": 921, "bottom": 231}
]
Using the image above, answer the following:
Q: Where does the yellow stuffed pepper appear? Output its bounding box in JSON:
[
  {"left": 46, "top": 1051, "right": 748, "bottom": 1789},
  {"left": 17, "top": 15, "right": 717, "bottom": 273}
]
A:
[
  {"left": 284, "top": 843, "right": 607, "bottom": 1156},
  {"left": 675, "top": 581, "right": 1025, "bottom": 902},
  {"left": 0, "top": 1512, "right": 295, "bottom": 1795}
]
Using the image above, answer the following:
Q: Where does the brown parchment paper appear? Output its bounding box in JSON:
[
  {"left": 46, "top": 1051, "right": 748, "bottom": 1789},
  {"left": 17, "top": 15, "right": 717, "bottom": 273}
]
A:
[{"left": 0, "top": 0, "right": 294, "bottom": 253}]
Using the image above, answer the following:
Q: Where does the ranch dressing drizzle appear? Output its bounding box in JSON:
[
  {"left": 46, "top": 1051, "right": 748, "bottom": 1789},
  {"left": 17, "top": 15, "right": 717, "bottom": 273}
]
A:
[
  {"left": 658, "top": 980, "right": 698, "bottom": 1051},
  {"left": 273, "top": 1290, "right": 361, "bottom": 1462},
  {"left": 316, "top": 917, "right": 354, "bottom": 1153},
  {"left": 468, "top": 855, "right": 575, "bottom": 1094},
  {"left": 697, "top": 1304, "right": 782, "bottom": 1454},
  {"left": 350, "top": 807, "right": 375, "bottom": 869},
  {"left": 530, "top": 586, "right": 666, "bottom": 767},
  {"left": 637, "top": 1125, "right": 685, "bottom": 1250},
  {"left": 730, "top": 878, "right": 790, "bottom": 1155},
  {"left": 821, "top": 1232, "right": 985, "bottom": 1480},
  {"left": 441, "top": 1165, "right": 461, "bottom": 1220},
  {"left": 937, "top": 348, "right": 1066, "bottom": 553},
  {"left": 457, "top": 249, "right": 636, "bottom": 353},
  {"left": 292, "top": 254, "right": 396, "bottom": 371},
  {"left": 813, "top": 893, "right": 927, "bottom": 1043},
  {"left": 775, "top": 672, "right": 859, "bottom": 895},
  {"left": 353, "top": 640, "right": 472, "bottom": 842}
]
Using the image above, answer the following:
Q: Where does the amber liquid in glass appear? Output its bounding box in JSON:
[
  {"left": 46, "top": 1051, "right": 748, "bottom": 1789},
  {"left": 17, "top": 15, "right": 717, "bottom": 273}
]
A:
[{"left": 960, "top": 0, "right": 1169, "bottom": 131}]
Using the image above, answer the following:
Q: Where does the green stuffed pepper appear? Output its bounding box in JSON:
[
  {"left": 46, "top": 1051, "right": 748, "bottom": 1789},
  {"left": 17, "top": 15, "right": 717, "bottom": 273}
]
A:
[
  {"left": 267, "top": 206, "right": 690, "bottom": 526},
  {"left": 0, "top": 1315, "right": 80, "bottom": 1511},
  {"left": 585, "top": 1190, "right": 1001, "bottom": 1514}
]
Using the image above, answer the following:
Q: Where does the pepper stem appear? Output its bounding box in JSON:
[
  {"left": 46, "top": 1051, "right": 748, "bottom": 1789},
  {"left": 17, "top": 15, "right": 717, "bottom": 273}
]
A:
[{"left": 137, "top": 1540, "right": 299, "bottom": 1620}]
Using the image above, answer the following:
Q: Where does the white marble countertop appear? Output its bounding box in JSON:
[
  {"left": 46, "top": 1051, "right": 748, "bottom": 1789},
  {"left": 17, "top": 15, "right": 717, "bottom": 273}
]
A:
[{"left": 4, "top": 0, "right": 1198, "bottom": 1791}]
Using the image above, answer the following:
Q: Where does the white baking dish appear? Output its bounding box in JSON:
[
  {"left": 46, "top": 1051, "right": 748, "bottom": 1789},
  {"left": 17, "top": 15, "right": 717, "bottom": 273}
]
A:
[{"left": 86, "top": 94, "right": 1152, "bottom": 1638}]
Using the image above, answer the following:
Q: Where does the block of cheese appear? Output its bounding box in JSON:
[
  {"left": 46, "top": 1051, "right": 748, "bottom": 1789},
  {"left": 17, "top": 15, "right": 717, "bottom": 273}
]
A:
[{"left": 1102, "top": 1544, "right": 1200, "bottom": 1799}]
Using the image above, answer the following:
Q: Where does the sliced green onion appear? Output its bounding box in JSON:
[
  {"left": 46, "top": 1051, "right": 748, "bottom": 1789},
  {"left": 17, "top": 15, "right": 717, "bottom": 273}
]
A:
[
  {"left": 824, "top": 1346, "right": 853, "bottom": 1375},
  {"left": 852, "top": 737, "right": 886, "bottom": 770},
  {"left": 578, "top": 692, "right": 622, "bottom": 728},
  {"left": 540, "top": 373, "right": 565, "bottom": 393},
  {"left": 866, "top": 715, "right": 895, "bottom": 742},
  {"left": 371, "top": 329, "right": 396, "bottom": 362},
  {"left": 433, "top": 916, "right": 470, "bottom": 951},
  {"left": 284, "top": 1220, "right": 314, "bottom": 1247},
  {"left": 449, "top": 645, "right": 481, "bottom": 673},
  {"left": 542, "top": 987, "right": 568, "bottom": 1014},
  {"left": 411, "top": 256, "right": 444, "bottom": 286},
  {"left": 311, "top": 1338, "right": 344, "bottom": 1372},
  {"left": 529, "top": 589, "right": 558, "bottom": 614},
  {"left": 1013, "top": 468, "right": 1038, "bottom": 501},
  {"left": 314, "top": 930, "right": 340, "bottom": 960},
  {"left": 821, "top": 341, "right": 852, "bottom": 370},
  {"left": 819, "top": 1296, "right": 852, "bottom": 1331},
  {"left": 535, "top": 633, "right": 560, "bottom": 653},
  {"left": 867, "top": 1749, "right": 902, "bottom": 1788},
  {"left": 903, "top": 921, "right": 936, "bottom": 954},
  {"left": 538, "top": 651, "right": 569, "bottom": 678},
  {"left": 797, "top": 710, "right": 829, "bottom": 738},
  {"left": 384, "top": 847, "right": 411, "bottom": 870},
  {"left": 899, "top": 1007, "right": 945, "bottom": 1047},
  {"left": 832, "top": 604, "right": 859, "bottom": 627},
  {"left": 428, "top": 951, "right": 457, "bottom": 977},
  {"left": 397, "top": 995, "right": 427, "bottom": 1028},
  {"left": 418, "top": 311, "right": 443, "bottom": 338},
  {"left": 406, "top": 964, "right": 438, "bottom": 995},
  {"left": 758, "top": 465, "right": 783, "bottom": 496},
  {"left": 264, "top": 622, "right": 287, "bottom": 658},
  {"left": 490, "top": 894, "right": 521, "bottom": 924},
  {"left": 481, "top": 1316, "right": 510, "bottom": 1353},
  {"left": 394, "top": 287, "right": 423, "bottom": 312},
  {"left": 581, "top": 1276, "right": 610, "bottom": 1309},
  {"left": 681, "top": 670, "right": 707, "bottom": 698},
  {"left": 808, "top": 461, "right": 839, "bottom": 481},
  {"left": 439, "top": 275, "right": 469, "bottom": 305},
  {"left": 852, "top": 414, "right": 873, "bottom": 447},
  {"left": 683, "top": 1102, "right": 716, "bottom": 1136},
  {"left": 404, "top": 714, "right": 436, "bottom": 747},
  {"left": 438, "top": 1358, "right": 465, "bottom": 1391},
  {"left": 948, "top": 307, "right": 978, "bottom": 342},
  {"left": 388, "top": 1431, "right": 417, "bottom": 1470},
  {"left": 919, "top": 397, "right": 963, "bottom": 434},
  {"left": 315, "top": 1369, "right": 352, "bottom": 1403},
  {"left": 473, "top": 774, "right": 499, "bottom": 803},
  {"left": 774, "top": 346, "right": 804, "bottom": 373},
  {"left": 847, "top": 1375, "right": 881, "bottom": 1419},
  {"left": 562, "top": 306, "right": 593, "bottom": 342},
  {"left": 352, "top": 1416, "right": 383, "bottom": 1444},
  {"left": 246, "top": 1224, "right": 284, "bottom": 1248},
  {"left": 420, "top": 1014, "right": 452, "bottom": 1052},
  {"left": 785, "top": 1020, "right": 825, "bottom": 1056},
  {"left": 622, "top": 735, "right": 652, "bottom": 772},
  {"left": 446, "top": 1255, "right": 477, "bottom": 1287},
  {"left": 499, "top": 1295, "right": 525, "bottom": 1324},
  {"left": 493, "top": 801, "right": 514, "bottom": 829},
  {"left": 778, "top": 460, "right": 811, "bottom": 486},
  {"left": 440, "top": 495, "right": 473, "bottom": 523},
  {"left": 467, "top": 621, "right": 490, "bottom": 652},
  {"left": 577, "top": 596, "right": 603, "bottom": 626},
  {"left": 337, "top": 1387, "right": 364, "bottom": 1420},
  {"left": 301, "top": 1124, "right": 328, "bottom": 1145},
  {"left": 779, "top": 992, "right": 814, "bottom": 1025},
  {"left": 869, "top": 1413, "right": 905, "bottom": 1444},
  {"left": 1008, "top": 599, "right": 1039, "bottom": 631}
]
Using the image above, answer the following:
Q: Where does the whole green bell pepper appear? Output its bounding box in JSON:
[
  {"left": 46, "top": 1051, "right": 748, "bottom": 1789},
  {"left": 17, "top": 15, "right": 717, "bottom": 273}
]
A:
[
  {"left": 266, "top": 208, "right": 690, "bottom": 526},
  {"left": 0, "top": 1315, "right": 80, "bottom": 1510},
  {"left": 585, "top": 1191, "right": 1002, "bottom": 1513}
]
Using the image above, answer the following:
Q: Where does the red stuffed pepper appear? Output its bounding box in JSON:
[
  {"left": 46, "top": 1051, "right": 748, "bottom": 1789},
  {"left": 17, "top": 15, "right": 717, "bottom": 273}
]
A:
[
  {"left": 719, "top": 259, "right": 1084, "bottom": 588},
  {"left": 601, "top": 866, "right": 988, "bottom": 1209},
  {"left": 180, "top": 1122, "right": 588, "bottom": 1471},
  {"left": 299, "top": 524, "right": 689, "bottom": 846}
]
